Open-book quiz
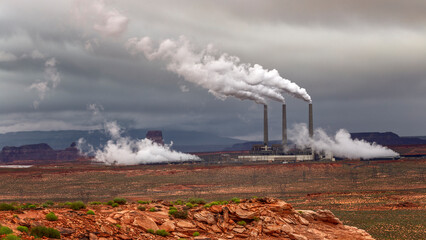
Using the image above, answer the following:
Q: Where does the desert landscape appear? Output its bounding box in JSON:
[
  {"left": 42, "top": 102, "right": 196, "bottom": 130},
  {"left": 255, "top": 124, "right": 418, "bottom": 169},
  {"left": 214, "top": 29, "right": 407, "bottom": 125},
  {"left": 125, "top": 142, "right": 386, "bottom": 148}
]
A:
[
  {"left": 2, "top": 0, "right": 426, "bottom": 239},
  {"left": 0, "top": 158, "right": 424, "bottom": 239}
]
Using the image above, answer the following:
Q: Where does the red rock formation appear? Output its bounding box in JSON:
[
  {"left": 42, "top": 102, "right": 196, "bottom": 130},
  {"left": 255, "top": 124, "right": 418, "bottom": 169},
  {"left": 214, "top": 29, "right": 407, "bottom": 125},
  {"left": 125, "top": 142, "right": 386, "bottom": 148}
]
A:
[
  {"left": 0, "top": 143, "right": 80, "bottom": 163},
  {"left": 0, "top": 197, "right": 374, "bottom": 239},
  {"left": 146, "top": 131, "right": 164, "bottom": 145}
]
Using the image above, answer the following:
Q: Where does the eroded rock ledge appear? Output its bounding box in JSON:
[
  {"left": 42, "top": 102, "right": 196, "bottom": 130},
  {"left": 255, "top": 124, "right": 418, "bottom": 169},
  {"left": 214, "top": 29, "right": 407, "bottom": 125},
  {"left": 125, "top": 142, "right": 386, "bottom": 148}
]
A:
[{"left": 0, "top": 197, "right": 374, "bottom": 239}]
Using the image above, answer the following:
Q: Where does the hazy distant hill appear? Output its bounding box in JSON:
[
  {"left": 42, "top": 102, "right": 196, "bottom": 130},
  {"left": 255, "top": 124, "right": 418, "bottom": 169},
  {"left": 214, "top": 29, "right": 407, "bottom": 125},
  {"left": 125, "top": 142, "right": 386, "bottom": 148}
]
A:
[
  {"left": 0, "top": 129, "right": 243, "bottom": 153},
  {"left": 350, "top": 132, "right": 426, "bottom": 146},
  {"left": 415, "top": 136, "right": 426, "bottom": 141},
  {"left": 2, "top": 130, "right": 423, "bottom": 154},
  {"left": 224, "top": 132, "right": 426, "bottom": 151}
]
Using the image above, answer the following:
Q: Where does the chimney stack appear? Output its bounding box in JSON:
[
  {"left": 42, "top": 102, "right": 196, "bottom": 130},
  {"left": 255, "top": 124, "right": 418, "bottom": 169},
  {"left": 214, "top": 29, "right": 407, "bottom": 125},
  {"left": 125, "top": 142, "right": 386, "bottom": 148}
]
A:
[
  {"left": 282, "top": 104, "right": 287, "bottom": 148},
  {"left": 309, "top": 103, "right": 313, "bottom": 138},
  {"left": 264, "top": 104, "right": 268, "bottom": 146}
]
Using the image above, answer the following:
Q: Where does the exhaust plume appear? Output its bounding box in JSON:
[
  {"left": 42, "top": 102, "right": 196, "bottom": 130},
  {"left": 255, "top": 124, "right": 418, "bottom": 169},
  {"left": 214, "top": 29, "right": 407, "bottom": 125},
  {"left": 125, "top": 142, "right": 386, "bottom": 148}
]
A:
[
  {"left": 126, "top": 36, "right": 311, "bottom": 104},
  {"left": 78, "top": 121, "right": 200, "bottom": 165},
  {"left": 73, "top": 0, "right": 129, "bottom": 37},
  {"left": 30, "top": 58, "right": 61, "bottom": 109},
  {"left": 288, "top": 123, "right": 399, "bottom": 159}
]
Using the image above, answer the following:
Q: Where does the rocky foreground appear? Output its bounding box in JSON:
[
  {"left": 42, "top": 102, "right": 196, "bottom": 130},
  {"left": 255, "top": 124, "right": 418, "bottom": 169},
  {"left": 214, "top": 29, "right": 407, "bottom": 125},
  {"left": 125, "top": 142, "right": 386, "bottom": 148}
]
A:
[{"left": 0, "top": 197, "right": 374, "bottom": 240}]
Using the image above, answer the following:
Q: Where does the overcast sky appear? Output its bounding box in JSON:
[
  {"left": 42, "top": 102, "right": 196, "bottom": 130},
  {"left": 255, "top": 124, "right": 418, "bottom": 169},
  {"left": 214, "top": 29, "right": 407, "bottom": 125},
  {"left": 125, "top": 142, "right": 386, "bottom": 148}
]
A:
[{"left": 0, "top": 0, "right": 425, "bottom": 140}]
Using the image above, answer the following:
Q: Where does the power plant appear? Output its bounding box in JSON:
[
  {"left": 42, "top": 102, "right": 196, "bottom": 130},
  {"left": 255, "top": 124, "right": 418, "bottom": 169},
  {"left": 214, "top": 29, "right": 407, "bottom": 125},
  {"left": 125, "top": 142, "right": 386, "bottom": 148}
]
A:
[{"left": 238, "top": 102, "right": 325, "bottom": 162}]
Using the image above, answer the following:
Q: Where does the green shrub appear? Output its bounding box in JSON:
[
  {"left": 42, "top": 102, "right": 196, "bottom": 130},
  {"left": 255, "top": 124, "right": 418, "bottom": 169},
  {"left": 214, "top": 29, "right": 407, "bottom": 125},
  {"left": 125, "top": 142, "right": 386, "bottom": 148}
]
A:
[
  {"left": 64, "top": 202, "right": 72, "bottom": 207},
  {"left": 193, "top": 231, "right": 200, "bottom": 236},
  {"left": 0, "top": 203, "right": 15, "bottom": 211},
  {"left": 170, "top": 210, "right": 188, "bottom": 219},
  {"left": 17, "top": 226, "right": 28, "bottom": 233},
  {"left": 252, "top": 216, "right": 260, "bottom": 221},
  {"left": 237, "top": 220, "right": 246, "bottom": 226},
  {"left": 146, "top": 229, "right": 155, "bottom": 234},
  {"left": 187, "top": 198, "right": 206, "bottom": 205},
  {"left": 111, "top": 203, "right": 119, "bottom": 208},
  {"left": 172, "top": 200, "right": 184, "bottom": 205},
  {"left": 20, "top": 203, "right": 31, "bottom": 210},
  {"left": 185, "top": 202, "right": 194, "bottom": 208},
  {"left": 137, "top": 200, "right": 150, "bottom": 204},
  {"left": 168, "top": 206, "right": 177, "bottom": 215},
  {"left": 89, "top": 201, "right": 102, "bottom": 205},
  {"left": 69, "top": 201, "right": 86, "bottom": 210},
  {"left": 45, "top": 200, "right": 54, "bottom": 206},
  {"left": 168, "top": 209, "right": 177, "bottom": 215},
  {"left": 55, "top": 203, "right": 65, "bottom": 208},
  {"left": 30, "top": 226, "right": 60, "bottom": 239},
  {"left": 86, "top": 210, "right": 95, "bottom": 215},
  {"left": 231, "top": 197, "right": 240, "bottom": 204},
  {"left": 204, "top": 201, "right": 227, "bottom": 208},
  {"left": 2, "top": 234, "right": 21, "bottom": 240},
  {"left": 116, "top": 224, "right": 121, "bottom": 229},
  {"left": 0, "top": 226, "right": 13, "bottom": 235},
  {"left": 106, "top": 200, "right": 114, "bottom": 206},
  {"left": 113, "top": 198, "right": 127, "bottom": 205},
  {"left": 149, "top": 207, "right": 157, "bottom": 212},
  {"left": 155, "top": 229, "right": 170, "bottom": 237},
  {"left": 45, "top": 212, "right": 58, "bottom": 221},
  {"left": 138, "top": 206, "right": 146, "bottom": 211}
]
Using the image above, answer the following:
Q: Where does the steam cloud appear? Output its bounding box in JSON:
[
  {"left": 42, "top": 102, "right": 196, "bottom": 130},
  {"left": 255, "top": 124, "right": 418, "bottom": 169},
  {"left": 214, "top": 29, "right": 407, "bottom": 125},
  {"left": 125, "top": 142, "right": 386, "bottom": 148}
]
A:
[
  {"left": 30, "top": 58, "right": 61, "bottom": 109},
  {"left": 0, "top": 51, "right": 18, "bottom": 62},
  {"left": 87, "top": 103, "right": 104, "bottom": 116},
  {"left": 73, "top": 0, "right": 129, "bottom": 37},
  {"left": 288, "top": 123, "right": 399, "bottom": 159},
  {"left": 126, "top": 36, "right": 311, "bottom": 104},
  {"left": 78, "top": 121, "right": 200, "bottom": 165}
]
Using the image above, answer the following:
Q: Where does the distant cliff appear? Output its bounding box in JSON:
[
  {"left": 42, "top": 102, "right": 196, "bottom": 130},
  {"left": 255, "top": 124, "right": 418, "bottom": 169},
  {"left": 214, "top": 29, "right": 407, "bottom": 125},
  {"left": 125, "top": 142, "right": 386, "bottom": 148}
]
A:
[
  {"left": 350, "top": 132, "right": 426, "bottom": 146},
  {"left": 225, "top": 132, "right": 426, "bottom": 151},
  {"left": 0, "top": 143, "right": 80, "bottom": 163}
]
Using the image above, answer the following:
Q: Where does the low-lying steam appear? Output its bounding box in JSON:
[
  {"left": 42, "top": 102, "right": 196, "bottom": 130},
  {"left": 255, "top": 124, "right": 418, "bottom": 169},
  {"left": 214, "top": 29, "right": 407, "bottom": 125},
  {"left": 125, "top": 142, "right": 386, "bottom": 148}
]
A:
[
  {"left": 288, "top": 123, "right": 399, "bottom": 159},
  {"left": 126, "top": 36, "right": 311, "bottom": 104},
  {"left": 78, "top": 121, "right": 200, "bottom": 165}
]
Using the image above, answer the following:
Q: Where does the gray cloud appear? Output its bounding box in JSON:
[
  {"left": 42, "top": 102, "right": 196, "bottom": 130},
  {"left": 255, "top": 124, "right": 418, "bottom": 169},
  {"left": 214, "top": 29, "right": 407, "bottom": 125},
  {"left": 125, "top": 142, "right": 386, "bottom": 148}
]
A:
[{"left": 0, "top": 0, "right": 425, "bottom": 138}]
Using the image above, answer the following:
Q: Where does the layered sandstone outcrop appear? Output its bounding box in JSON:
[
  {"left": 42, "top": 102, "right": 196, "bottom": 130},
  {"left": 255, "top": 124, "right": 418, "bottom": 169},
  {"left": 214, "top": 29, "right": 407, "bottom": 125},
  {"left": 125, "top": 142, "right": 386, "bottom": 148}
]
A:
[{"left": 0, "top": 197, "right": 374, "bottom": 239}]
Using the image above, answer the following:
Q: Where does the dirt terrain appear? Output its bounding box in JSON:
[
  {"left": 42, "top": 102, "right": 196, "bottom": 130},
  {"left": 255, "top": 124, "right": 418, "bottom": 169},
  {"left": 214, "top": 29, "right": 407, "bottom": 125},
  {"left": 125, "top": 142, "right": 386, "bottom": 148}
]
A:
[{"left": 0, "top": 158, "right": 425, "bottom": 239}]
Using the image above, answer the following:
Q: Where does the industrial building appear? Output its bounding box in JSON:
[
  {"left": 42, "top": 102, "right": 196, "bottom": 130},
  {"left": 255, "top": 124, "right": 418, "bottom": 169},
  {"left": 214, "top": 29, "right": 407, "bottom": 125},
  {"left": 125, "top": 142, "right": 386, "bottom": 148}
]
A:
[{"left": 238, "top": 103, "right": 333, "bottom": 162}]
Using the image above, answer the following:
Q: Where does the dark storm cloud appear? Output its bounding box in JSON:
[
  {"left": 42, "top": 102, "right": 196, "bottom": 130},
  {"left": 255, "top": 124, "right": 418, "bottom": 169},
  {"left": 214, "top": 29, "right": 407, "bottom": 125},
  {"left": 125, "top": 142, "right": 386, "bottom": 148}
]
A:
[{"left": 0, "top": 0, "right": 425, "bottom": 138}]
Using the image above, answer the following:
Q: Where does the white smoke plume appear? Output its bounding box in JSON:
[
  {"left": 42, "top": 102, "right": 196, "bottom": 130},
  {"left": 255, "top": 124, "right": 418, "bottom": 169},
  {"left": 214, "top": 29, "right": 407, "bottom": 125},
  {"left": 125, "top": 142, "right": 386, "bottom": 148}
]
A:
[
  {"left": 73, "top": 0, "right": 129, "bottom": 37},
  {"left": 87, "top": 103, "right": 104, "bottom": 116},
  {"left": 126, "top": 36, "right": 311, "bottom": 104},
  {"left": 288, "top": 123, "right": 399, "bottom": 159},
  {"left": 20, "top": 49, "right": 45, "bottom": 60},
  {"left": 30, "top": 58, "right": 61, "bottom": 109},
  {"left": 179, "top": 85, "right": 189, "bottom": 93},
  {"left": 79, "top": 121, "right": 200, "bottom": 165},
  {"left": 0, "top": 51, "right": 18, "bottom": 62}
]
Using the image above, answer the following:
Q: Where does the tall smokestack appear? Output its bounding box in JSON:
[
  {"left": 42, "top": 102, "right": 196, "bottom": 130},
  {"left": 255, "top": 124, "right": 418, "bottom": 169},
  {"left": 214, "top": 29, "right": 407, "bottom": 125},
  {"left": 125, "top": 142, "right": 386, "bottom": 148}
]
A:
[
  {"left": 309, "top": 103, "right": 313, "bottom": 138},
  {"left": 282, "top": 104, "right": 287, "bottom": 148},
  {"left": 264, "top": 104, "right": 268, "bottom": 146}
]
